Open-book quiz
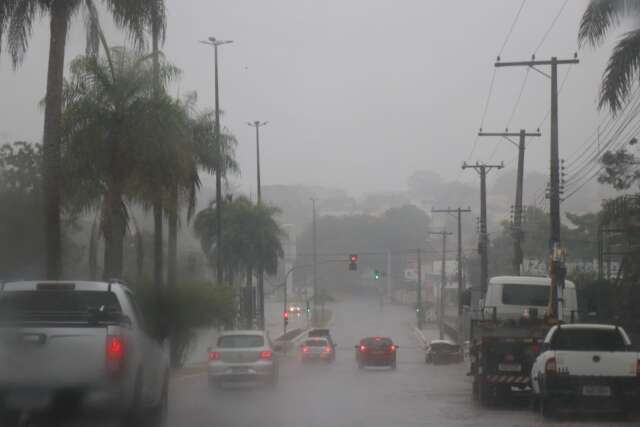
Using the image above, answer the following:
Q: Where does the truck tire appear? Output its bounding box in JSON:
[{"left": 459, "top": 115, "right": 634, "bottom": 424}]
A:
[
  {"left": 540, "top": 395, "right": 555, "bottom": 419},
  {"left": 478, "top": 379, "right": 493, "bottom": 406}
]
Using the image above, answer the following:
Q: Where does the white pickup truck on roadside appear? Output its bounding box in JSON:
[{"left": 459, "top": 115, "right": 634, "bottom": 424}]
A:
[
  {"left": 531, "top": 323, "right": 640, "bottom": 418},
  {"left": 0, "top": 281, "right": 169, "bottom": 426}
]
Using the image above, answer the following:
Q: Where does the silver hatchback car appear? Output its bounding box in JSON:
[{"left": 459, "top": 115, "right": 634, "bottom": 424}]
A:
[{"left": 208, "top": 330, "right": 278, "bottom": 387}]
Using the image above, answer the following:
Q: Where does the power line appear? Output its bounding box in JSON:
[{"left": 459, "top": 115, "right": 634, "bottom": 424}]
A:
[
  {"left": 499, "top": 0, "right": 528, "bottom": 56},
  {"left": 507, "top": 68, "right": 531, "bottom": 128},
  {"left": 533, "top": 0, "right": 569, "bottom": 55}
]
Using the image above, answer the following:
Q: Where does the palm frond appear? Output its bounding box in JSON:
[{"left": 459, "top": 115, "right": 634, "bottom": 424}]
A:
[
  {"left": 6, "top": 0, "right": 39, "bottom": 67},
  {"left": 599, "top": 29, "right": 640, "bottom": 112}
]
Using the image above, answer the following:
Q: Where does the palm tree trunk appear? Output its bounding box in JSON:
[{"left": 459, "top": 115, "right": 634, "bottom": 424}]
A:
[
  {"left": 168, "top": 182, "right": 178, "bottom": 288},
  {"left": 246, "top": 266, "right": 253, "bottom": 329},
  {"left": 151, "top": 8, "right": 164, "bottom": 290},
  {"left": 102, "top": 184, "right": 125, "bottom": 279},
  {"left": 42, "top": 1, "right": 69, "bottom": 280}
]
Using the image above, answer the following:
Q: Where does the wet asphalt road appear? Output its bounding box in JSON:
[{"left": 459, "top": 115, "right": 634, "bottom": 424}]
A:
[{"left": 168, "top": 297, "right": 636, "bottom": 427}]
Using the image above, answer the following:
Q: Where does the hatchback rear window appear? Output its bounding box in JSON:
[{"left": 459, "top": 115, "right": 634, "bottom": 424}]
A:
[
  {"left": 0, "top": 290, "right": 121, "bottom": 322},
  {"left": 217, "top": 335, "right": 264, "bottom": 348},
  {"left": 363, "top": 337, "right": 392, "bottom": 348},
  {"left": 303, "top": 339, "right": 328, "bottom": 347}
]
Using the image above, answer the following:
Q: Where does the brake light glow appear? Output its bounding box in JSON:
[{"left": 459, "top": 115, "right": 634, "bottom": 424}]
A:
[
  {"left": 208, "top": 351, "right": 221, "bottom": 361},
  {"left": 359, "top": 345, "right": 367, "bottom": 352},
  {"left": 545, "top": 357, "right": 557, "bottom": 374},
  {"left": 260, "top": 350, "right": 273, "bottom": 360},
  {"left": 302, "top": 346, "right": 310, "bottom": 353},
  {"left": 106, "top": 335, "right": 124, "bottom": 362},
  {"left": 389, "top": 345, "right": 396, "bottom": 352},
  {"left": 323, "top": 346, "right": 332, "bottom": 353}
]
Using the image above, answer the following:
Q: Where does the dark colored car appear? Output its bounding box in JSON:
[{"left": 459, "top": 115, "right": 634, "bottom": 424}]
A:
[
  {"left": 425, "top": 340, "right": 464, "bottom": 364},
  {"left": 355, "top": 337, "right": 398, "bottom": 369},
  {"left": 308, "top": 329, "right": 336, "bottom": 354},
  {"left": 300, "top": 338, "right": 334, "bottom": 363}
]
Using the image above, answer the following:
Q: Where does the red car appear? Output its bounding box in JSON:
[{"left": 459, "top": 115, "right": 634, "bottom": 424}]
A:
[{"left": 355, "top": 337, "right": 398, "bottom": 369}]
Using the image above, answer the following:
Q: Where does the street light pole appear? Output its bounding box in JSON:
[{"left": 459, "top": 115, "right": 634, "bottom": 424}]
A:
[
  {"left": 200, "top": 36, "right": 233, "bottom": 286},
  {"left": 247, "top": 120, "right": 268, "bottom": 329},
  {"left": 311, "top": 198, "right": 318, "bottom": 325}
]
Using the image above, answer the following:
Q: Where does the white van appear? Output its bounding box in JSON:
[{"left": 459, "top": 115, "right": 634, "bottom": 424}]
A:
[{"left": 482, "top": 276, "right": 578, "bottom": 322}]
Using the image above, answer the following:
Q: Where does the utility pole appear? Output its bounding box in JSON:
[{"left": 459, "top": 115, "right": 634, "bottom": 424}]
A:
[
  {"left": 248, "top": 120, "right": 268, "bottom": 329},
  {"left": 200, "top": 37, "right": 233, "bottom": 286},
  {"left": 311, "top": 198, "right": 318, "bottom": 325},
  {"left": 462, "top": 162, "right": 504, "bottom": 303},
  {"left": 431, "top": 207, "right": 471, "bottom": 316},
  {"left": 429, "top": 230, "right": 453, "bottom": 340},
  {"left": 478, "top": 129, "right": 541, "bottom": 275},
  {"left": 496, "top": 55, "right": 578, "bottom": 319},
  {"left": 416, "top": 247, "right": 423, "bottom": 330}
]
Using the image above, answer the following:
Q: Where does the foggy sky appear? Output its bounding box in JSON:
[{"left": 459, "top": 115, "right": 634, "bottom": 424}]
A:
[{"left": 0, "top": 1, "right": 620, "bottom": 199}]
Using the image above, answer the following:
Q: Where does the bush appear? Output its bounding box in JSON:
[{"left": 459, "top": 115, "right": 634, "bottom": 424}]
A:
[{"left": 135, "top": 281, "right": 234, "bottom": 368}]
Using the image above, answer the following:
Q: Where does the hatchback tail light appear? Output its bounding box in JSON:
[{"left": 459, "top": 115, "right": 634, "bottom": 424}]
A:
[
  {"left": 260, "top": 350, "right": 273, "bottom": 360},
  {"left": 208, "top": 351, "right": 221, "bottom": 361},
  {"left": 389, "top": 345, "right": 396, "bottom": 352},
  {"left": 323, "top": 346, "right": 332, "bottom": 353},
  {"left": 106, "top": 335, "right": 125, "bottom": 376},
  {"left": 302, "top": 346, "right": 310, "bottom": 353},
  {"left": 359, "top": 345, "right": 367, "bottom": 352},
  {"left": 545, "top": 357, "right": 557, "bottom": 374}
]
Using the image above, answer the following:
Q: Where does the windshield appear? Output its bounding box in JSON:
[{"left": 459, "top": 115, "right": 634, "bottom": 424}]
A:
[
  {"left": 0, "top": 290, "right": 121, "bottom": 322},
  {"left": 501, "top": 284, "right": 549, "bottom": 306},
  {"left": 217, "top": 335, "right": 264, "bottom": 349},
  {"left": 363, "top": 338, "right": 393, "bottom": 348},
  {"left": 550, "top": 329, "right": 628, "bottom": 352}
]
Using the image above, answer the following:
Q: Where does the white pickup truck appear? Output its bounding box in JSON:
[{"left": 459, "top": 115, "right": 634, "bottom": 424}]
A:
[
  {"left": 531, "top": 323, "right": 640, "bottom": 418},
  {"left": 0, "top": 281, "right": 169, "bottom": 426}
]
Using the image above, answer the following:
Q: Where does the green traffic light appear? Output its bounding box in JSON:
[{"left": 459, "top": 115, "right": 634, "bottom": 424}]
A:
[{"left": 374, "top": 270, "right": 381, "bottom": 280}]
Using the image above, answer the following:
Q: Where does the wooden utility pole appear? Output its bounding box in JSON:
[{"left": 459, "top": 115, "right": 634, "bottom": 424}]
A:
[
  {"left": 478, "top": 129, "right": 541, "bottom": 275},
  {"left": 462, "top": 162, "right": 503, "bottom": 300},
  {"left": 429, "top": 230, "right": 453, "bottom": 340},
  {"left": 431, "top": 208, "right": 471, "bottom": 316},
  {"left": 496, "top": 55, "right": 578, "bottom": 319}
]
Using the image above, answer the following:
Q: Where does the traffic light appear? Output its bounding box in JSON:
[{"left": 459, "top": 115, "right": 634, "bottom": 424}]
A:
[
  {"left": 373, "top": 270, "right": 381, "bottom": 280},
  {"left": 283, "top": 311, "right": 289, "bottom": 326},
  {"left": 349, "top": 254, "right": 358, "bottom": 271},
  {"left": 305, "top": 301, "right": 311, "bottom": 314}
]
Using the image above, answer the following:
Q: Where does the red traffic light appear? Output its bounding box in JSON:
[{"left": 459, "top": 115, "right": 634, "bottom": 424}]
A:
[
  {"left": 283, "top": 311, "right": 289, "bottom": 319},
  {"left": 350, "top": 254, "right": 358, "bottom": 263}
]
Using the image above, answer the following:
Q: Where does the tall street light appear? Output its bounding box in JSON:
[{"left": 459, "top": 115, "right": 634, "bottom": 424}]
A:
[
  {"left": 200, "top": 36, "right": 233, "bottom": 286},
  {"left": 247, "top": 120, "right": 268, "bottom": 329},
  {"left": 247, "top": 120, "right": 269, "bottom": 329}
]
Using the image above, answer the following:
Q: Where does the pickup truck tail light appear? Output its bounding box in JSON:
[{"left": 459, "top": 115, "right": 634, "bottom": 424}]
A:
[
  {"left": 106, "top": 335, "right": 125, "bottom": 376},
  {"left": 545, "top": 357, "right": 557, "bottom": 374},
  {"left": 260, "top": 350, "right": 273, "bottom": 360},
  {"left": 208, "top": 351, "right": 221, "bottom": 361}
]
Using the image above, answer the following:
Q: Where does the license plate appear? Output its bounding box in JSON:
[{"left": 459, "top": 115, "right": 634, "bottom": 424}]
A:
[
  {"left": 498, "top": 363, "right": 522, "bottom": 372},
  {"left": 582, "top": 385, "right": 611, "bottom": 397},
  {"left": 5, "top": 391, "right": 51, "bottom": 409}
]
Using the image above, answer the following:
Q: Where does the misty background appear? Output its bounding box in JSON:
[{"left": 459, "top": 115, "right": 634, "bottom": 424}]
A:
[{"left": 1, "top": 1, "right": 628, "bottom": 263}]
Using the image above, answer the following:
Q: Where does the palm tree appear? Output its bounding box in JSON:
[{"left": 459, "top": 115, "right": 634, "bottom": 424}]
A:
[
  {"left": 166, "top": 108, "right": 239, "bottom": 288},
  {"left": 61, "top": 46, "right": 180, "bottom": 279},
  {"left": 579, "top": 1, "right": 640, "bottom": 112},
  {"left": 194, "top": 196, "right": 284, "bottom": 321},
  {"left": 0, "top": 0, "right": 151, "bottom": 279}
]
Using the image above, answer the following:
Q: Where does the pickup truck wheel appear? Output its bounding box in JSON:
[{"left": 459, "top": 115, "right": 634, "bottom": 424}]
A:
[{"left": 149, "top": 376, "right": 169, "bottom": 427}]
